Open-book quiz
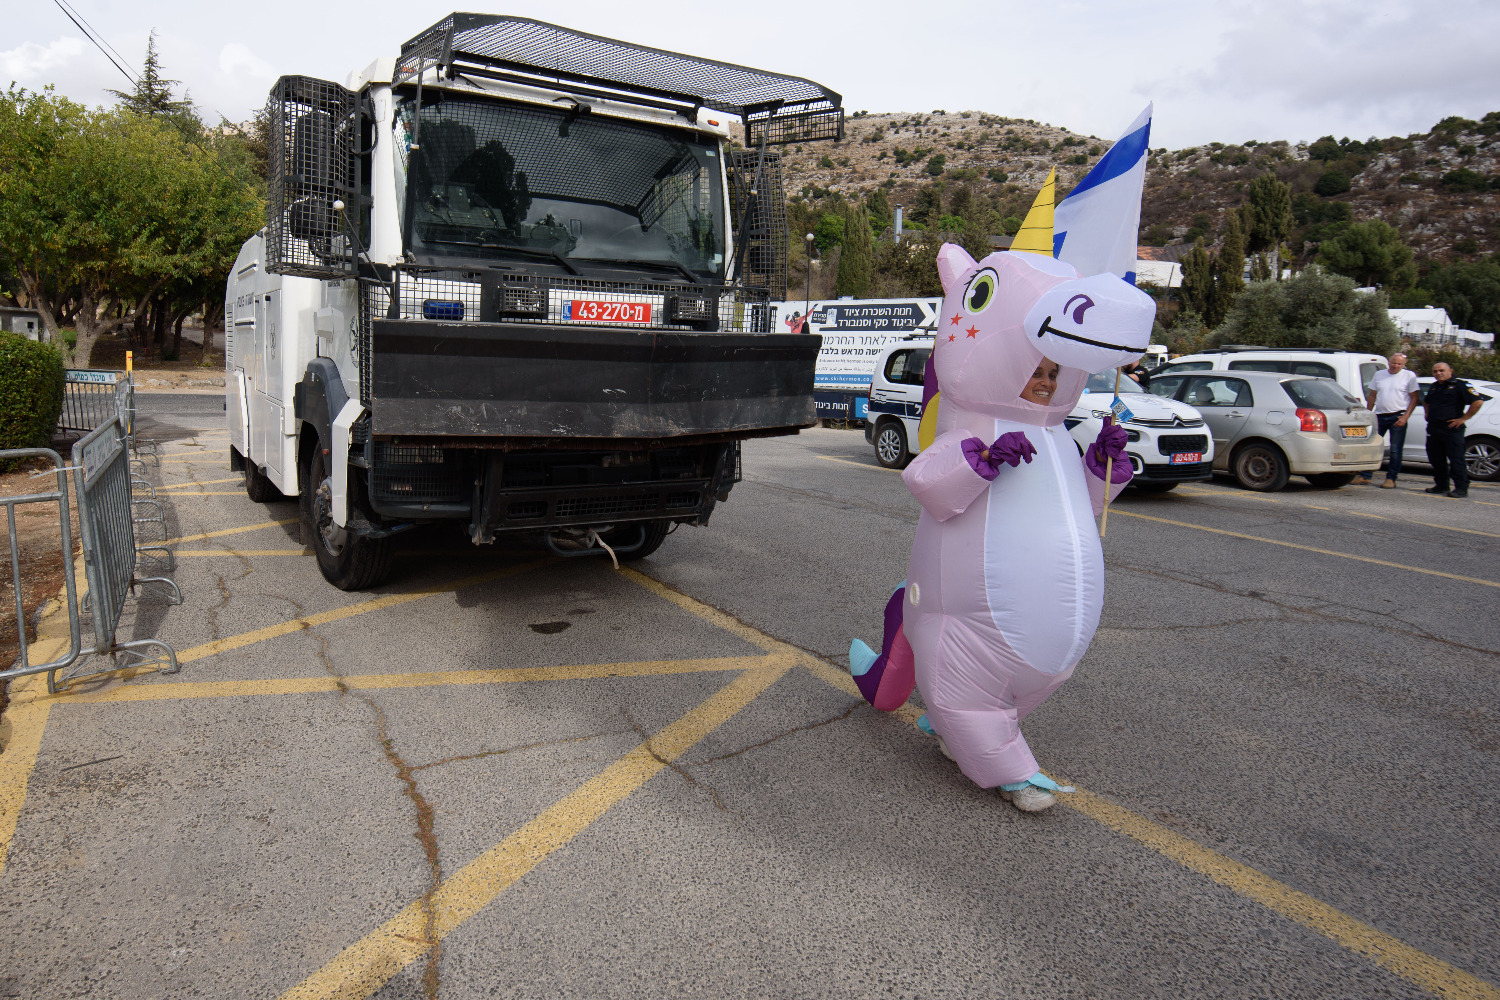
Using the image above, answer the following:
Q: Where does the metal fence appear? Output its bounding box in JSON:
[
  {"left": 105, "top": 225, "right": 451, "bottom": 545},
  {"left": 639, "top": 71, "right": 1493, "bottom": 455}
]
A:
[
  {"left": 0, "top": 449, "right": 81, "bottom": 688},
  {"left": 58, "top": 369, "right": 130, "bottom": 438},
  {"left": 65, "top": 418, "right": 180, "bottom": 688}
]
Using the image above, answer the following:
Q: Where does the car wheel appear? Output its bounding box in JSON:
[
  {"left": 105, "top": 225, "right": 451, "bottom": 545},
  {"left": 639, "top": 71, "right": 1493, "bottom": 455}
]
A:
[
  {"left": 244, "top": 460, "right": 280, "bottom": 503},
  {"left": 1130, "top": 481, "right": 1177, "bottom": 493},
  {"left": 874, "top": 420, "right": 910, "bottom": 469},
  {"left": 1305, "top": 473, "right": 1357, "bottom": 489},
  {"left": 1233, "top": 443, "right": 1290, "bottom": 492},
  {"left": 301, "top": 445, "right": 393, "bottom": 591},
  {"left": 1466, "top": 436, "right": 1500, "bottom": 481}
]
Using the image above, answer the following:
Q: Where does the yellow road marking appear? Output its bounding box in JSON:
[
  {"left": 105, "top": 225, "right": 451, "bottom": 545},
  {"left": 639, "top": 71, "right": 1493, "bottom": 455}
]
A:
[
  {"left": 619, "top": 573, "right": 1500, "bottom": 1000},
  {"left": 161, "top": 561, "right": 549, "bottom": 667},
  {"left": 817, "top": 454, "right": 901, "bottom": 473},
  {"left": 163, "top": 518, "right": 297, "bottom": 545},
  {"left": 158, "top": 477, "right": 241, "bottom": 490},
  {"left": 1175, "top": 486, "right": 1500, "bottom": 539},
  {"left": 156, "top": 456, "right": 232, "bottom": 465},
  {"left": 159, "top": 491, "right": 246, "bottom": 495},
  {"left": 0, "top": 591, "right": 77, "bottom": 877},
  {"left": 278, "top": 657, "right": 793, "bottom": 1000},
  {"left": 61, "top": 655, "right": 774, "bottom": 705},
  {"left": 1114, "top": 510, "right": 1500, "bottom": 589},
  {"left": 0, "top": 684, "right": 51, "bottom": 879},
  {"left": 158, "top": 449, "right": 230, "bottom": 457},
  {"left": 1066, "top": 788, "right": 1500, "bottom": 1000},
  {"left": 172, "top": 549, "right": 310, "bottom": 557}
]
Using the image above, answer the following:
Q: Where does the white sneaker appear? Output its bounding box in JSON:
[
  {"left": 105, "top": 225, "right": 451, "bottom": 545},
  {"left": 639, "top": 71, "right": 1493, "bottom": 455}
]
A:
[
  {"left": 935, "top": 736, "right": 955, "bottom": 761},
  {"left": 999, "top": 784, "right": 1057, "bottom": 812}
]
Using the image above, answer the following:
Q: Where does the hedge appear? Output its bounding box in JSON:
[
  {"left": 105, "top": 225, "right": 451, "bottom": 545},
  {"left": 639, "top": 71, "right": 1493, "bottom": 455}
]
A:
[{"left": 0, "top": 332, "right": 66, "bottom": 469}]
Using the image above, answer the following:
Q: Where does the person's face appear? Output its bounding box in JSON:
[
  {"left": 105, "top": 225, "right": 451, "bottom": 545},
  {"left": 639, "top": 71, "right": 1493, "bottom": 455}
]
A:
[
  {"left": 1434, "top": 363, "right": 1453, "bottom": 381},
  {"left": 1388, "top": 354, "right": 1406, "bottom": 374},
  {"left": 1020, "top": 359, "right": 1060, "bottom": 405}
]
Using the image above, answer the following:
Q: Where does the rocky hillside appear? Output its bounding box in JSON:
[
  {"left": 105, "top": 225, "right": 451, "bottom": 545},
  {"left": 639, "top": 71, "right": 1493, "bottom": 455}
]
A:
[{"left": 777, "top": 110, "right": 1500, "bottom": 261}]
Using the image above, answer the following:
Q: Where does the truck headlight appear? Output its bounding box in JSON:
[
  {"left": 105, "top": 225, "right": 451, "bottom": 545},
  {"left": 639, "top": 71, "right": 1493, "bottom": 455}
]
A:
[
  {"left": 500, "top": 287, "right": 546, "bottom": 318},
  {"left": 669, "top": 293, "right": 715, "bottom": 323}
]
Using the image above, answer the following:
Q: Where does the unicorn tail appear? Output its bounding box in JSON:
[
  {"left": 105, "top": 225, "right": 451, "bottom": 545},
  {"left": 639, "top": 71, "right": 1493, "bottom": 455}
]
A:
[{"left": 848, "top": 582, "right": 917, "bottom": 712}]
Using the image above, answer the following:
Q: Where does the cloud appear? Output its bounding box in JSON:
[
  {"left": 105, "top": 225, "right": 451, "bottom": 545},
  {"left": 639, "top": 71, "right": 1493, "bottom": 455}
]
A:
[
  {"left": 1, "top": 36, "right": 88, "bottom": 82},
  {"left": 1151, "top": 0, "right": 1500, "bottom": 144},
  {"left": 219, "top": 42, "right": 276, "bottom": 82}
]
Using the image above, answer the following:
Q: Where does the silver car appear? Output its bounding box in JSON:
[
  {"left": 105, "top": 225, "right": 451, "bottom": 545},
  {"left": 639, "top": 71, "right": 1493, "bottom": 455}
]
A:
[{"left": 1145, "top": 370, "right": 1382, "bottom": 491}]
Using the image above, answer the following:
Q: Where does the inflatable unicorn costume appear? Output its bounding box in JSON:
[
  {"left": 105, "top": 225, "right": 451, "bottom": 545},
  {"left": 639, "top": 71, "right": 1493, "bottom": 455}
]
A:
[{"left": 850, "top": 169, "right": 1156, "bottom": 811}]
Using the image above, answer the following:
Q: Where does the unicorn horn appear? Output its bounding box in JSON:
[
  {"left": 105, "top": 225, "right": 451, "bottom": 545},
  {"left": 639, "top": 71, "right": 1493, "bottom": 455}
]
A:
[{"left": 1009, "top": 168, "right": 1056, "bottom": 257}]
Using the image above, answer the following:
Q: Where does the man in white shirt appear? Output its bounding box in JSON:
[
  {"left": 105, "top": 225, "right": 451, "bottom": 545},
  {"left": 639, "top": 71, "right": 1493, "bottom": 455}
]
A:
[{"left": 1361, "top": 353, "right": 1420, "bottom": 487}]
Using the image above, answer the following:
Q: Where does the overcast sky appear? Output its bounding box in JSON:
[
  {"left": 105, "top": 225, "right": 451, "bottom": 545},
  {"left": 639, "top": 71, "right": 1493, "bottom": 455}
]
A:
[{"left": 5, "top": 0, "right": 1497, "bottom": 149}]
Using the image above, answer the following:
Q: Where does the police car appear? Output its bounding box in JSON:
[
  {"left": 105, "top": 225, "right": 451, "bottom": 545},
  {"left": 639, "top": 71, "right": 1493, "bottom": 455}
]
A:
[{"left": 863, "top": 337, "right": 932, "bottom": 468}]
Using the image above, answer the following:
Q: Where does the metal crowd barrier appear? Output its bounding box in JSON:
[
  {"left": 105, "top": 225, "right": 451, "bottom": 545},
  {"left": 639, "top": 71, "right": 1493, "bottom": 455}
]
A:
[
  {"left": 0, "top": 449, "right": 82, "bottom": 688},
  {"left": 61, "top": 417, "right": 181, "bottom": 689},
  {"left": 58, "top": 369, "right": 129, "bottom": 437}
]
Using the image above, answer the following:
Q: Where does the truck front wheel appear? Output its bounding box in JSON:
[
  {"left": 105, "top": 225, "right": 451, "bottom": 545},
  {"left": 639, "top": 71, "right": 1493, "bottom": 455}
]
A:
[
  {"left": 301, "top": 446, "right": 394, "bottom": 591},
  {"left": 617, "top": 520, "right": 670, "bottom": 561}
]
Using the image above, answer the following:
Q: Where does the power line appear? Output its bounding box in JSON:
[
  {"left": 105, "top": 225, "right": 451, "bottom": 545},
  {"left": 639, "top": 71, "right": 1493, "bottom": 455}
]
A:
[
  {"left": 56, "top": 0, "right": 136, "bottom": 81},
  {"left": 52, "top": 0, "right": 137, "bottom": 87}
]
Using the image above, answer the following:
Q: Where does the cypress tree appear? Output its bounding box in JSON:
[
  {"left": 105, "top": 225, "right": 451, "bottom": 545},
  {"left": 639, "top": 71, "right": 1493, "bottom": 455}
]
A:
[{"left": 835, "top": 203, "right": 873, "bottom": 298}]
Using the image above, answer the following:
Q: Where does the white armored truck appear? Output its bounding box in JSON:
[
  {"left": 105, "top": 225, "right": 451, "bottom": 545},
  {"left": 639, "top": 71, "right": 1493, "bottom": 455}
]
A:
[{"left": 226, "top": 14, "right": 844, "bottom": 588}]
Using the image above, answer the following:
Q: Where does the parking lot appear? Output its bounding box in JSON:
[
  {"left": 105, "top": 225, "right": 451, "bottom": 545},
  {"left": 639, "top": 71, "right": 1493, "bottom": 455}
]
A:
[{"left": 2, "top": 394, "right": 1497, "bottom": 999}]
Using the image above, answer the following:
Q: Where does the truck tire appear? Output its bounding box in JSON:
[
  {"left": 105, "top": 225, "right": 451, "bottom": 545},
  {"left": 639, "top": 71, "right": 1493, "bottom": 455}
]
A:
[
  {"left": 618, "top": 521, "right": 670, "bottom": 561},
  {"left": 874, "top": 420, "right": 910, "bottom": 469},
  {"left": 244, "top": 460, "right": 281, "bottom": 503},
  {"left": 301, "top": 446, "right": 393, "bottom": 591}
]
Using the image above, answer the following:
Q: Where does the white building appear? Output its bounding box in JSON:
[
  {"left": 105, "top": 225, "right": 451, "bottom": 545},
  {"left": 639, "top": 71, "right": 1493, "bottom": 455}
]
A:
[{"left": 1388, "top": 306, "right": 1457, "bottom": 346}]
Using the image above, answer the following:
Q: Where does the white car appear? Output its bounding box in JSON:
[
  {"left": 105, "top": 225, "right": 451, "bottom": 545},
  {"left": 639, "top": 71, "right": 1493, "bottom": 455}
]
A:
[
  {"left": 1153, "top": 348, "right": 1386, "bottom": 404},
  {"left": 864, "top": 337, "right": 933, "bottom": 468},
  {"left": 1065, "top": 371, "right": 1214, "bottom": 492},
  {"left": 863, "top": 343, "right": 1215, "bottom": 492},
  {"left": 1383, "top": 377, "right": 1500, "bottom": 482}
]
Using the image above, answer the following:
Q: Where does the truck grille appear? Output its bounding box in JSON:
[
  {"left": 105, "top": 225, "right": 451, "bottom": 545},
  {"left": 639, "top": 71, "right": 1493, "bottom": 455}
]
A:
[
  {"left": 1158, "top": 434, "right": 1209, "bottom": 455},
  {"left": 555, "top": 494, "right": 661, "bottom": 518},
  {"left": 371, "top": 443, "right": 472, "bottom": 503}
]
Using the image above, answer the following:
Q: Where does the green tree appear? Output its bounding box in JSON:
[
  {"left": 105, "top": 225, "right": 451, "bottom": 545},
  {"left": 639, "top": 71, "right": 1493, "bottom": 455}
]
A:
[
  {"left": 0, "top": 86, "right": 261, "bottom": 361},
  {"left": 1317, "top": 220, "right": 1416, "bottom": 291},
  {"left": 1314, "top": 170, "right": 1351, "bottom": 196},
  {"left": 835, "top": 203, "right": 873, "bottom": 297},
  {"left": 1211, "top": 266, "right": 1399, "bottom": 353},
  {"left": 1241, "top": 173, "right": 1293, "bottom": 279},
  {"left": 864, "top": 188, "right": 892, "bottom": 233},
  {"left": 925, "top": 153, "right": 947, "bottom": 176},
  {"left": 107, "top": 31, "right": 202, "bottom": 140},
  {"left": 813, "top": 213, "right": 845, "bottom": 253}
]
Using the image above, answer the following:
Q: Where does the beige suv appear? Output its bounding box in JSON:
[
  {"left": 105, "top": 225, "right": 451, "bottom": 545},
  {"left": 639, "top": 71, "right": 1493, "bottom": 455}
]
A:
[{"left": 1146, "top": 370, "right": 1382, "bottom": 490}]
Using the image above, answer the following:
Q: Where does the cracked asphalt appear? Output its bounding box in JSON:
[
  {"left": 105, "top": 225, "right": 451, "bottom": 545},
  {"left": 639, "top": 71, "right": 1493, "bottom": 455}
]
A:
[{"left": 1, "top": 393, "right": 1497, "bottom": 1000}]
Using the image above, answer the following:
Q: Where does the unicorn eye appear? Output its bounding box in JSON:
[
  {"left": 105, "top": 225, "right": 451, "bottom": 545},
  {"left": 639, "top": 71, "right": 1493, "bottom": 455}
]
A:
[{"left": 965, "top": 272, "right": 996, "bottom": 313}]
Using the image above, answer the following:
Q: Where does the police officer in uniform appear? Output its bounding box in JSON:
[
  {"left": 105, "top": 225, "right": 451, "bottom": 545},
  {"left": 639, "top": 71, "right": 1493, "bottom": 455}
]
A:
[{"left": 1423, "top": 362, "right": 1484, "bottom": 498}]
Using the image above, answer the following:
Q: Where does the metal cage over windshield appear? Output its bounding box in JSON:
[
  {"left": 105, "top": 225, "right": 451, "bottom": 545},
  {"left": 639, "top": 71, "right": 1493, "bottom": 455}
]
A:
[{"left": 396, "top": 13, "right": 844, "bottom": 146}]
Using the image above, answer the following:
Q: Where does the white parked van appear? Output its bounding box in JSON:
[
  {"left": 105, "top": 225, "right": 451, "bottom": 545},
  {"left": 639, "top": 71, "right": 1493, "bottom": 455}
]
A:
[{"left": 1153, "top": 347, "right": 1386, "bottom": 402}]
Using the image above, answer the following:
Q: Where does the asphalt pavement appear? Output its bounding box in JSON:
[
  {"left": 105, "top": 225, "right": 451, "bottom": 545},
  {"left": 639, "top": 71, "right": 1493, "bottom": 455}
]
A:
[{"left": 1, "top": 394, "right": 1496, "bottom": 1000}]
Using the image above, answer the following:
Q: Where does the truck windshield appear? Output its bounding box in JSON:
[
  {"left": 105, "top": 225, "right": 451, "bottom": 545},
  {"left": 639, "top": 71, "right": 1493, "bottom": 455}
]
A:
[{"left": 394, "top": 94, "right": 725, "bottom": 281}]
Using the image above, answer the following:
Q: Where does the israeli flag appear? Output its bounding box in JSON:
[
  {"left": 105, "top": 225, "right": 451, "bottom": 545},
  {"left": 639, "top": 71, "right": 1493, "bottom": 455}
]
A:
[{"left": 1054, "top": 104, "right": 1152, "bottom": 285}]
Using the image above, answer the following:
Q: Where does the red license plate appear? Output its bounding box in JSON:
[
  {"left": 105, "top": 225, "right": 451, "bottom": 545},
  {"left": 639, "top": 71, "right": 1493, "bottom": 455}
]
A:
[
  {"left": 1170, "top": 452, "right": 1202, "bottom": 464},
  {"left": 566, "top": 299, "right": 652, "bottom": 324}
]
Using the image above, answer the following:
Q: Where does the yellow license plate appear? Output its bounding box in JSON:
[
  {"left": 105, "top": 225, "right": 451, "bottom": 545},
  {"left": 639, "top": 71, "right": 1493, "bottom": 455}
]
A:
[{"left": 1340, "top": 426, "right": 1369, "bottom": 438}]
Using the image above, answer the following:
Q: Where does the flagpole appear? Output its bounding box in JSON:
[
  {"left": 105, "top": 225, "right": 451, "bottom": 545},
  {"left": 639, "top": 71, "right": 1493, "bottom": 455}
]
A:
[{"left": 1100, "top": 367, "right": 1121, "bottom": 538}]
